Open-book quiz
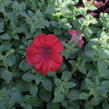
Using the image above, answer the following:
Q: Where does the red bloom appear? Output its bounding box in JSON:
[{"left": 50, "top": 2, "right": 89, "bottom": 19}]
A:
[
  {"left": 78, "top": 39, "right": 84, "bottom": 48},
  {"left": 94, "top": 1, "right": 105, "bottom": 8},
  {"left": 26, "top": 34, "right": 64, "bottom": 74},
  {"left": 68, "top": 29, "right": 84, "bottom": 48}
]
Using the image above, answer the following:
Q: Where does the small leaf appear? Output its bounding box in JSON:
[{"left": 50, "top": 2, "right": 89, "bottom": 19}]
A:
[
  {"left": 0, "top": 19, "right": 4, "bottom": 33},
  {"left": 39, "top": 88, "right": 51, "bottom": 102},
  {"left": 47, "top": 102, "right": 60, "bottom": 109},
  {"left": 22, "top": 73, "right": 34, "bottom": 82},
  {"left": 9, "top": 88, "right": 22, "bottom": 105},
  {"left": 79, "top": 93, "right": 89, "bottom": 100},
  {"left": 55, "top": 78, "right": 62, "bottom": 87},
  {"left": 61, "top": 71, "right": 72, "bottom": 81},
  {"left": 0, "top": 33, "right": 10, "bottom": 40},
  {"left": 85, "top": 102, "right": 93, "bottom": 109},
  {"left": 101, "top": 80, "right": 109, "bottom": 89},
  {"left": 97, "top": 61, "right": 109, "bottom": 79},
  {"left": 29, "top": 85, "right": 38, "bottom": 96},
  {"left": 102, "top": 102, "right": 109, "bottom": 109},
  {"left": 47, "top": 72, "right": 56, "bottom": 77},
  {"left": 42, "top": 79, "right": 52, "bottom": 91},
  {"left": 19, "top": 59, "right": 31, "bottom": 71},
  {"left": 90, "top": 96, "right": 102, "bottom": 105},
  {"left": 0, "top": 103, "right": 5, "bottom": 109},
  {"left": 88, "top": 6, "right": 97, "bottom": 11},
  {"left": 64, "top": 82, "right": 76, "bottom": 88},
  {"left": 1, "top": 71, "right": 12, "bottom": 83},
  {"left": 53, "top": 88, "right": 65, "bottom": 102},
  {"left": 67, "top": 90, "right": 80, "bottom": 100},
  {"left": 34, "top": 74, "right": 43, "bottom": 85},
  {"left": 25, "top": 96, "right": 39, "bottom": 106},
  {"left": 67, "top": 107, "right": 75, "bottom": 109},
  {"left": 5, "top": 55, "right": 16, "bottom": 67}
]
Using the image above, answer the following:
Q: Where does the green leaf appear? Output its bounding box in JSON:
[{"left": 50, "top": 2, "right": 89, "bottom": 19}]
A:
[
  {"left": 97, "top": 61, "right": 109, "bottom": 79},
  {"left": 82, "top": 0, "right": 88, "bottom": 7},
  {"left": 100, "top": 13, "right": 109, "bottom": 29},
  {"left": 47, "top": 102, "right": 60, "bottom": 109},
  {"left": 0, "top": 54, "right": 3, "bottom": 61},
  {"left": 79, "top": 93, "right": 89, "bottom": 100},
  {"left": 84, "top": 48, "right": 97, "bottom": 60},
  {"left": 67, "top": 90, "right": 79, "bottom": 100},
  {"left": 90, "top": 96, "right": 102, "bottom": 105},
  {"left": 1, "top": 71, "right": 12, "bottom": 83},
  {"left": 24, "top": 96, "right": 39, "bottom": 106},
  {"left": 85, "top": 79, "right": 94, "bottom": 90},
  {"left": 21, "top": 104, "right": 32, "bottom": 109},
  {"left": 0, "top": 19, "right": 4, "bottom": 33},
  {"left": 84, "top": 27, "right": 93, "bottom": 37},
  {"left": 42, "top": 79, "right": 52, "bottom": 91},
  {"left": 64, "top": 82, "right": 76, "bottom": 89},
  {"left": 19, "top": 59, "right": 31, "bottom": 71},
  {"left": 102, "top": 102, "right": 109, "bottom": 109},
  {"left": 0, "top": 103, "right": 5, "bottom": 109},
  {"left": 62, "top": 0, "right": 79, "bottom": 7},
  {"left": 61, "top": 101, "right": 68, "bottom": 107},
  {"left": 0, "top": 33, "right": 10, "bottom": 40},
  {"left": 22, "top": 73, "right": 34, "bottom": 82},
  {"left": 0, "top": 42, "right": 12, "bottom": 52},
  {"left": 41, "top": 19, "right": 49, "bottom": 27},
  {"left": 34, "top": 74, "right": 43, "bottom": 85},
  {"left": 55, "top": 78, "right": 62, "bottom": 87},
  {"left": 88, "top": 6, "right": 97, "bottom": 11},
  {"left": 61, "top": 71, "right": 72, "bottom": 81},
  {"left": 101, "top": 80, "right": 109, "bottom": 89},
  {"left": 45, "top": 5, "right": 55, "bottom": 14},
  {"left": 0, "top": 6, "right": 4, "bottom": 13},
  {"left": 19, "top": 2, "right": 26, "bottom": 11},
  {"left": 47, "top": 72, "right": 56, "bottom": 77},
  {"left": 85, "top": 102, "right": 93, "bottom": 109},
  {"left": 9, "top": 88, "right": 22, "bottom": 105},
  {"left": 53, "top": 88, "right": 65, "bottom": 102},
  {"left": 5, "top": 55, "right": 16, "bottom": 67},
  {"left": 83, "top": 14, "right": 97, "bottom": 26},
  {"left": 29, "top": 85, "right": 38, "bottom": 96},
  {"left": 12, "top": 1, "right": 19, "bottom": 10},
  {"left": 39, "top": 88, "right": 51, "bottom": 102},
  {"left": 98, "top": 48, "right": 109, "bottom": 59},
  {"left": 67, "top": 107, "right": 75, "bottom": 109}
]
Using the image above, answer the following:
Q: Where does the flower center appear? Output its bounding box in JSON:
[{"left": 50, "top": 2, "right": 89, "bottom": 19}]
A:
[{"left": 42, "top": 47, "right": 51, "bottom": 58}]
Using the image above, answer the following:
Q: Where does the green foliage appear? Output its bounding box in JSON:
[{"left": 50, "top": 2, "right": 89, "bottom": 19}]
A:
[
  {"left": 1, "top": 71, "right": 12, "bottom": 83},
  {"left": 0, "top": 0, "right": 109, "bottom": 108}
]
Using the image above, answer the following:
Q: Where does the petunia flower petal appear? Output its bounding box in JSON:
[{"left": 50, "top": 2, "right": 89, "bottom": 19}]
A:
[
  {"left": 48, "top": 58, "right": 61, "bottom": 72},
  {"left": 26, "top": 46, "right": 36, "bottom": 64},
  {"left": 51, "top": 53, "right": 63, "bottom": 64},
  {"left": 26, "top": 46, "right": 36, "bottom": 56},
  {"left": 34, "top": 55, "right": 44, "bottom": 65},
  {"left": 46, "top": 34, "right": 59, "bottom": 47},
  {"left": 26, "top": 56, "right": 34, "bottom": 65},
  {"left": 68, "top": 29, "right": 79, "bottom": 41},
  {"left": 34, "top": 57, "right": 45, "bottom": 71},
  {"left": 32, "top": 33, "right": 47, "bottom": 48},
  {"left": 78, "top": 39, "right": 84, "bottom": 48},
  {"left": 27, "top": 46, "right": 45, "bottom": 56},
  {"left": 51, "top": 41, "right": 64, "bottom": 53},
  {"left": 37, "top": 59, "right": 49, "bottom": 74}
]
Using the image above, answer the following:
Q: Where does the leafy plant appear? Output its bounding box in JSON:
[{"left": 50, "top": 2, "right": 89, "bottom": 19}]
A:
[{"left": 0, "top": 0, "right": 109, "bottom": 109}]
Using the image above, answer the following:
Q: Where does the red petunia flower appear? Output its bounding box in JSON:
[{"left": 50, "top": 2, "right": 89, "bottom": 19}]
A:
[{"left": 26, "top": 33, "right": 64, "bottom": 74}]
